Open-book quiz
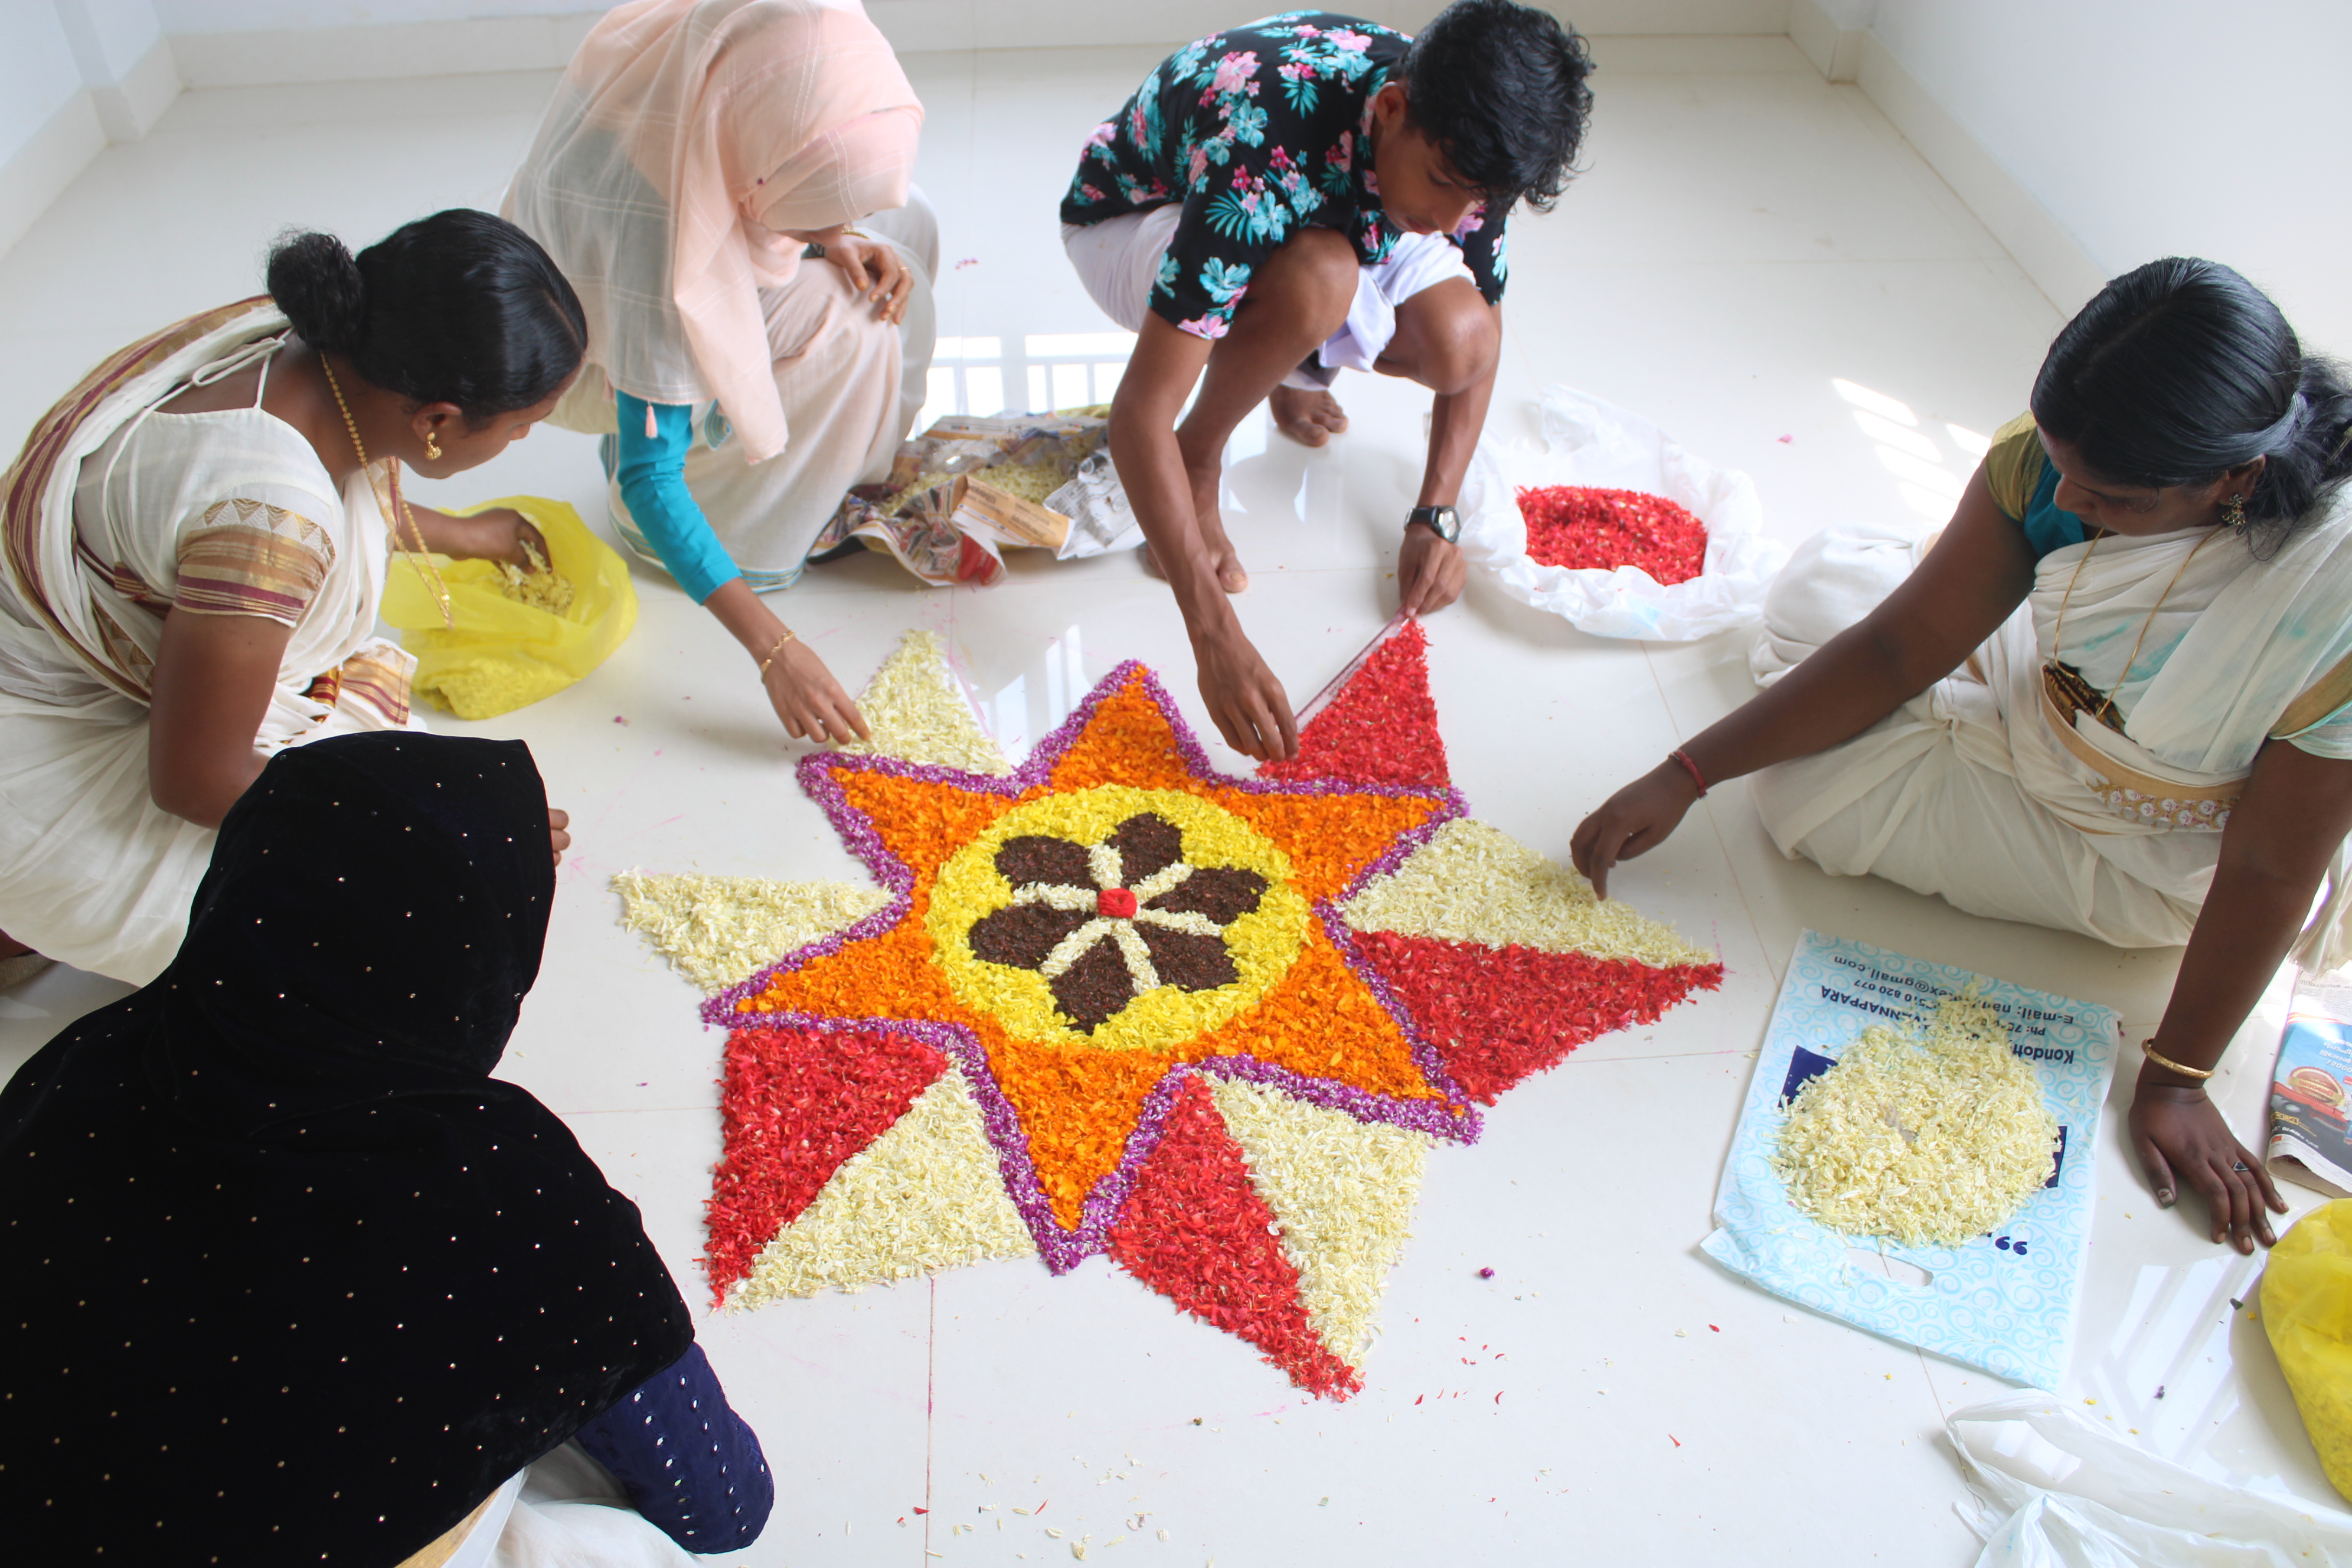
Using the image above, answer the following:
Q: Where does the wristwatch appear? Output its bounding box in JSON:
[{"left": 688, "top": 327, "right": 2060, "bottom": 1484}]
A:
[{"left": 1406, "top": 505, "right": 1461, "bottom": 544}]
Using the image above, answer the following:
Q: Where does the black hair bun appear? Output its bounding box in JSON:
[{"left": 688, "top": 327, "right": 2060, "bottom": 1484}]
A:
[{"left": 266, "top": 230, "right": 367, "bottom": 355}]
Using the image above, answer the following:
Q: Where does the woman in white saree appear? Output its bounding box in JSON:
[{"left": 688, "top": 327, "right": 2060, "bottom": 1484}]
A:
[
  {"left": 1573, "top": 259, "right": 2352, "bottom": 1256},
  {"left": 0, "top": 211, "right": 584, "bottom": 985}
]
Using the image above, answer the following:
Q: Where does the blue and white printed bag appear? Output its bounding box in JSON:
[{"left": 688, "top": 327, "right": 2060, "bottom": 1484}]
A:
[{"left": 1701, "top": 930, "right": 2121, "bottom": 1386}]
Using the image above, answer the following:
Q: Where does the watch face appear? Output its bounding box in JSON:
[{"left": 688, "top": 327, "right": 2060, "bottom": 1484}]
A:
[{"left": 1419, "top": 507, "right": 1461, "bottom": 544}]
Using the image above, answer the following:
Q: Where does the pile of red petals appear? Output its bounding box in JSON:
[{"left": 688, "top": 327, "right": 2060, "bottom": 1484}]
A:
[{"left": 1517, "top": 485, "right": 1709, "bottom": 585}]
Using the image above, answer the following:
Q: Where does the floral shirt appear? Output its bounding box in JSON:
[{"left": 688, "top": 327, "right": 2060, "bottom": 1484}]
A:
[{"left": 1060, "top": 11, "right": 1508, "bottom": 340}]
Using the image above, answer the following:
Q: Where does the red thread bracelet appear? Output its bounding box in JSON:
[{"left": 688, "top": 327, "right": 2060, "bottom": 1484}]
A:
[{"left": 1668, "top": 749, "right": 1709, "bottom": 798}]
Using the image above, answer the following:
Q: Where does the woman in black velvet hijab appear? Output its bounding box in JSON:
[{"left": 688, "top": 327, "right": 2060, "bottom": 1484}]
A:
[{"left": 0, "top": 733, "right": 701, "bottom": 1564}]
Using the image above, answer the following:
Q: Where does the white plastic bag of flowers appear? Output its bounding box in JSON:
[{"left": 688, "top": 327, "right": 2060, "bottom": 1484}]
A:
[{"left": 1455, "top": 384, "right": 1788, "bottom": 641}]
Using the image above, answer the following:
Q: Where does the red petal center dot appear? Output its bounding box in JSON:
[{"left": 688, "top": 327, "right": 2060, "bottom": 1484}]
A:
[{"left": 1097, "top": 887, "right": 1138, "bottom": 919}]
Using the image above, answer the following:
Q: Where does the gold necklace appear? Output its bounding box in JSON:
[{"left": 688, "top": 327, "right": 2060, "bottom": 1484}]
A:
[
  {"left": 2045, "top": 525, "right": 2222, "bottom": 730},
  {"left": 318, "top": 354, "right": 454, "bottom": 628}
]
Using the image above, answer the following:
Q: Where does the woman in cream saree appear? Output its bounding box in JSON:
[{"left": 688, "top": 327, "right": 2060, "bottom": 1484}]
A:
[
  {"left": 1574, "top": 258, "right": 2352, "bottom": 1256},
  {"left": 0, "top": 212, "right": 583, "bottom": 984}
]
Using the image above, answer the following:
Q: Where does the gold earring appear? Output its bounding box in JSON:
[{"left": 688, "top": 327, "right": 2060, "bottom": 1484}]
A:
[
  {"left": 2223, "top": 493, "right": 2248, "bottom": 533},
  {"left": 424, "top": 430, "right": 442, "bottom": 460}
]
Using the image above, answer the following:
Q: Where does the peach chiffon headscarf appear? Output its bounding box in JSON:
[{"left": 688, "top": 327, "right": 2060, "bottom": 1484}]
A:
[{"left": 504, "top": 0, "right": 921, "bottom": 463}]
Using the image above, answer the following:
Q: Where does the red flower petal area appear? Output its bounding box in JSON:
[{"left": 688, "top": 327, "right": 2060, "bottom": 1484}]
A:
[
  {"left": 1518, "top": 485, "right": 1709, "bottom": 585},
  {"left": 706, "top": 1025, "right": 948, "bottom": 1302},
  {"left": 1108, "top": 1076, "right": 1360, "bottom": 1399},
  {"left": 1259, "top": 618, "right": 1449, "bottom": 790},
  {"left": 1354, "top": 931, "right": 1725, "bottom": 1104}
]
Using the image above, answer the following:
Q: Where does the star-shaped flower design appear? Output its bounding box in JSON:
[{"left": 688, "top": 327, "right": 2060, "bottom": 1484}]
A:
[{"left": 705, "top": 662, "right": 1475, "bottom": 1265}]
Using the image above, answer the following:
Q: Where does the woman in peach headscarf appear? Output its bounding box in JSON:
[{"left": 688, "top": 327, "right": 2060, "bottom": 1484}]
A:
[{"left": 507, "top": 0, "right": 935, "bottom": 742}]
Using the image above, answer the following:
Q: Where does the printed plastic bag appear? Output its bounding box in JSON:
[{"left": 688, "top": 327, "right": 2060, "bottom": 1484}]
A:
[
  {"left": 1455, "top": 384, "right": 1788, "bottom": 640},
  {"left": 379, "top": 495, "right": 637, "bottom": 720},
  {"left": 1949, "top": 1391, "right": 2352, "bottom": 1566},
  {"left": 2263, "top": 1200, "right": 2352, "bottom": 1504},
  {"left": 813, "top": 413, "right": 1109, "bottom": 586},
  {"left": 1700, "top": 930, "right": 2120, "bottom": 1386}
]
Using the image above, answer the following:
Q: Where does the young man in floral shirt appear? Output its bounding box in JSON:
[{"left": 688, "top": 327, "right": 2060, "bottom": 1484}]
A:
[{"left": 1061, "top": 1, "right": 1593, "bottom": 759}]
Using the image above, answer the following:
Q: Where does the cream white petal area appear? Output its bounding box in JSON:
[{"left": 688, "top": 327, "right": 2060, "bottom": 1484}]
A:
[
  {"left": 838, "top": 628, "right": 1010, "bottom": 775},
  {"left": 1207, "top": 1074, "right": 1435, "bottom": 1368},
  {"left": 611, "top": 870, "right": 890, "bottom": 994},
  {"left": 727, "top": 1063, "right": 1036, "bottom": 1309},
  {"left": 1341, "top": 816, "right": 1714, "bottom": 968}
]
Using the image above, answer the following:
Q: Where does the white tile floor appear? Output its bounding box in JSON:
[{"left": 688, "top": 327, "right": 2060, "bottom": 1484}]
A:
[{"left": 1, "top": 31, "right": 2336, "bottom": 1567}]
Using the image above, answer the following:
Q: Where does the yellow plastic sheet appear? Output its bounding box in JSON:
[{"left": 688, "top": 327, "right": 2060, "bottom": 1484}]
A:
[
  {"left": 380, "top": 496, "right": 636, "bottom": 720},
  {"left": 2263, "top": 1197, "right": 2352, "bottom": 1503}
]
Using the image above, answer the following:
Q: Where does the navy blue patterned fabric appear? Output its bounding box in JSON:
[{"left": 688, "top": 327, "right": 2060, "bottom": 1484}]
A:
[{"left": 574, "top": 1341, "right": 774, "bottom": 1552}]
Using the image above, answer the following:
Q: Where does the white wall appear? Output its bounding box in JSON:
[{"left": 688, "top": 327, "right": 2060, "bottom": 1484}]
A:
[
  {"left": 144, "top": 0, "right": 1792, "bottom": 33},
  {"left": 0, "top": 4, "right": 178, "bottom": 259},
  {"left": 1866, "top": 0, "right": 2352, "bottom": 357},
  {"left": 58, "top": 0, "right": 165, "bottom": 74},
  {"left": 151, "top": 0, "right": 589, "bottom": 26},
  {"left": 0, "top": 10, "right": 88, "bottom": 159}
]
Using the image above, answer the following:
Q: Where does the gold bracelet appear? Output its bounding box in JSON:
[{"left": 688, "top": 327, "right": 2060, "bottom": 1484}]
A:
[
  {"left": 757, "top": 628, "right": 797, "bottom": 675},
  {"left": 2141, "top": 1038, "right": 2216, "bottom": 1080}
]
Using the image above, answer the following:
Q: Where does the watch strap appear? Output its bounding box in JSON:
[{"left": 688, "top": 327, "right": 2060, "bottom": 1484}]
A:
[{"left": 1407, "top": 505, "right": 1461, "bottom": 544}]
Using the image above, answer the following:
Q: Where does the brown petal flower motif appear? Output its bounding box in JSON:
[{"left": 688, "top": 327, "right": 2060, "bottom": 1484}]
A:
[{"left": 967, "top": 812, "right": 1269, "bottom": 1031}]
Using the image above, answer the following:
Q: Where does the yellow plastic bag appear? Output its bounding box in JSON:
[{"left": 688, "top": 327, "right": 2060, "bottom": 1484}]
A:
[
  {"left": 2263, "top": 1198, "right": 2352, "bottom": 1502},
  {"left": 379, "top": 495, "right": 636, "bottom": 719}
]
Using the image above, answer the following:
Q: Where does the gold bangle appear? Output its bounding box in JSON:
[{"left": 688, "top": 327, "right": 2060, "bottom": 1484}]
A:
[
  {"left": 757, "top": 628, "right": 797, "bottom": 675},
  {"left": 2141, "top": 1038, "right": 2216, "bottom": 1080}
]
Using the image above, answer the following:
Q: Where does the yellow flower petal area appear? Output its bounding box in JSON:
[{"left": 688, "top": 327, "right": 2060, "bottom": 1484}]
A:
[
  {"left": 926, "top": 783, "right": 1311, "bottom": 1051},
  {"left": 612, "top": 870, "right": 891, "bottom": 993},
  {"left": 1208, "top": 1075, "right": 1432, "bottom": 1365},
  {"left": 1341, "top": 816, "right": 1712, "bottom": 968},
  {"left": 728, "top": 1061, "right": 1035, "bottom": 1308},
  {"left": 840, "top": 628, "right": 1010, "bottom": 776}
]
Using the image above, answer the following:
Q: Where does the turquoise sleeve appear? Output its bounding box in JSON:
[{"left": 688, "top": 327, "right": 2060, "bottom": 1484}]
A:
[{"left": 614, "top": 391, "right": 739, "bottom": 604}]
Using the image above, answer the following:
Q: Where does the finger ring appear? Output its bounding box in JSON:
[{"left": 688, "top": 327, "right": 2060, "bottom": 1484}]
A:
[{"left": 2232, "top": 1161, "right": 2250, "bottom": 1172}]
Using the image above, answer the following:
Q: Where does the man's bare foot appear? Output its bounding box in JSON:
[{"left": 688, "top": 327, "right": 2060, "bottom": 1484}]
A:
[
  {"left": 1140, "top": 539, "right": 1249, "bottom": 593},
  {"left": 0, "top": 930, "right": 31, "bottom": 962},
  {"left": 1269, "top": 386, "right": 1349, "bottom": 447}
]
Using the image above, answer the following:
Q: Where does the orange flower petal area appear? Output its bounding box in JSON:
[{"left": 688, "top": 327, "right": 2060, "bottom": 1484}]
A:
[{"left": 718, "top": 662, "right": 1467, "bottom": 1253}]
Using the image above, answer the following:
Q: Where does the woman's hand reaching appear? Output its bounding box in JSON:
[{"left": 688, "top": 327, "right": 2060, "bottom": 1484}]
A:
[
  {"left": 2129, "top": 1066, "right": 2287, "bottom": 1255},
  {"left": 411, "top": 504, "right": 548, "bottom": 567},
  {"left": 1569, "top": 760, "right": 1703, "bottom": 899},
  {"left": 761, "top": 637, "right": 871, "bottom": 745}
]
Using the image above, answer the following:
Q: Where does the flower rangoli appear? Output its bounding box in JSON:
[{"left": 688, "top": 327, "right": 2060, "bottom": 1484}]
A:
[{"left": 618, "top": 626, "right": 1723, "bottom": 1396}]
